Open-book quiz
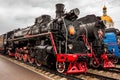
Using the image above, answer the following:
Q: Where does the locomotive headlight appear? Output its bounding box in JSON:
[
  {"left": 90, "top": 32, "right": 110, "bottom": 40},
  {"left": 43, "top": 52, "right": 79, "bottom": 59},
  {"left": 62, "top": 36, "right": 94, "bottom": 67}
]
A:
[
  {"left": 73, "top": 8, "right": 80, "bottom": 16},
  {"left": 68, "top": 25, "right": 75, "bottom": 35},
  {"left": 68, "top": 44, "right": 73, "bottom": 49}
]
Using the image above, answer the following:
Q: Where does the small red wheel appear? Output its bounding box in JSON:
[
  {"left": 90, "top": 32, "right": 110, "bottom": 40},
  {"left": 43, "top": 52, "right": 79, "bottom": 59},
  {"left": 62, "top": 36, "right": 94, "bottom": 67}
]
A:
[
  {"left": 90, "top": 58, "right": 100, "bottom": 68},
  {"left": 79, "top": 62, "right": 88, "bottom": 72},
  {"left": 28, "top": 55, "right": 34, "bottom": 64},
  {"left": 56, "top": 62, "right": 66, "bottom": 73},
  {"left": 23, "top": 54, "right": 28, "bottom": 62},
  {"left": 112, "top": 56, "right": 118, "bottom": 64},
  {"left": 19, "top": 54, "right": 23, "bottom": 60},
  {"left": 15, "top": 53, "right": 19, "bottom": 59},
  {"left": 35, "top": 59, "right": 42, "bottom": 66}
]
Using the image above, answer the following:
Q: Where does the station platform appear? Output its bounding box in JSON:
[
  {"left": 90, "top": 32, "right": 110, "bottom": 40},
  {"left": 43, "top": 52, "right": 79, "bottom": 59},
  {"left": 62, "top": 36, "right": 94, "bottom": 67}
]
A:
[{"left": 0, "top": 55, "right": 51, "bottom": 80}]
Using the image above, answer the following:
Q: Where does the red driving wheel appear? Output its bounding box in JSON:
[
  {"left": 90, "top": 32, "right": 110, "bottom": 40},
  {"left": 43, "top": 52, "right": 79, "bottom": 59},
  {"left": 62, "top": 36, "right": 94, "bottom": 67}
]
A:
[
  {"left": 19, "top": 54, "right": 23, "bottom": 60},
  {"left": 35, "top": 59, "right": 42, "bottom": 66},
  {"left": 23, "top": 54, "right": 28, "bottom": 62},
  {"left": 15, "top": 53, "right": 19, "bottom": 59},
  {"left": 28, "top": 55, "right": 34, "bottom": 64}
]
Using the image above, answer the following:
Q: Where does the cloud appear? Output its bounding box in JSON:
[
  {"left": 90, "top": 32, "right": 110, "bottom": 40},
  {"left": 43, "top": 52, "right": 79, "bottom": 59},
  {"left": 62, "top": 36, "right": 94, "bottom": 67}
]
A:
[{"left": 0, "top": 0, "right": 120, "bottom": 34}]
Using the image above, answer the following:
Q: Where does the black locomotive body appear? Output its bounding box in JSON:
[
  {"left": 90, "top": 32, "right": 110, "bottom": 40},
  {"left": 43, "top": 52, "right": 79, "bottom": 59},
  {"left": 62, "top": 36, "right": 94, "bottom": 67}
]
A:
[
  {"left": 0, "top": 3, "right": 115, "bottom": 74},
  {"left": 78, "top": 15, "right": 115, "bottom": 68}
]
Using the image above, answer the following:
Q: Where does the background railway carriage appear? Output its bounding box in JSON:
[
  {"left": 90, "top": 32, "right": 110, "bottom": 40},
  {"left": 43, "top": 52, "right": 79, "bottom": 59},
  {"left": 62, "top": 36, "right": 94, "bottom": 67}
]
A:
[
  {"left": 0, "top": 3, "right": 115, "bottom": 74},
  {"left": 104, "top": 28, "right": 120, "bottom": 63}
]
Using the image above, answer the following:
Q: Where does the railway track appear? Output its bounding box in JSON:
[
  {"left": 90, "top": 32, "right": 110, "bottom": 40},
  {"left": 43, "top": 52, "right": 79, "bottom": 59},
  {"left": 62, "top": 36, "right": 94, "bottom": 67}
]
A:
[
  {"left": 107, "top": 68, "right": 120, "bottom": 74},
  {"left": 0, "top": 54, "right": 120, "bottom": 80},
  {"left": 113, "top": 67, "right": 120, "bottom": 71},
  {"left": 21, "top": 60, "right": 120, "bottom": 80},
  {"left": 87, "top": 68, "right": 120, "bottom": 80},
  {"left": 84, "top": 72, "right": 117, "bottom": 80},
  {"left": 91, "top": 67, "right": 120, "bottom": 75}
]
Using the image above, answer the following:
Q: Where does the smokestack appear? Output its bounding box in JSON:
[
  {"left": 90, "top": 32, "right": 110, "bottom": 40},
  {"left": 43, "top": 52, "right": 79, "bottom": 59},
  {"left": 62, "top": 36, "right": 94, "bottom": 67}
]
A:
[{"left": 55, "top": 3, "right": 65, "bottom": 18}]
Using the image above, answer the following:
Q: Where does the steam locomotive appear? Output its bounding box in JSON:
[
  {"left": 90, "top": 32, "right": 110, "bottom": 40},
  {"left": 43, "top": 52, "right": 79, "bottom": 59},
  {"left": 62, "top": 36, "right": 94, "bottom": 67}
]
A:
[
  {"left": 77, "top": 15, "right": 115, "bottom": 68},
  {"left": 0, "top": 3, "right": 114, "bottom": 74}
]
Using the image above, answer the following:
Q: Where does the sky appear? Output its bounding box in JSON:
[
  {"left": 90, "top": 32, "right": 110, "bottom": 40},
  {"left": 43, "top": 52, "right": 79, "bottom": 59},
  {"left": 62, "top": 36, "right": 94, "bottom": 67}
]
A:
[{"left": 0, "top": 0, "right": 120, "bottom": 34}]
